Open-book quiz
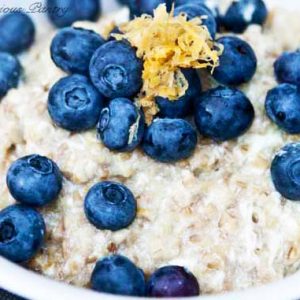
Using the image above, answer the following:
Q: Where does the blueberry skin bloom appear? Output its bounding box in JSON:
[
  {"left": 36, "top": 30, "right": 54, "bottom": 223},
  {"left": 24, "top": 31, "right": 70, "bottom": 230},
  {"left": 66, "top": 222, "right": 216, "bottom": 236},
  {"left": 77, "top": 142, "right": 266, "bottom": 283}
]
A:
[
  {"left": 0, "top": 52, "right": 21, "bottom": 99},
  {"left": 84, "top": 181, "right": 137, "bottom": 231},
  {"left": 7, "top": 155, "right": 63, "bottom": 207},
  {"left": 128, "top": 0, "right": 170, "bottom": 17},
  {"left": 48, "top": 74, "right": 104, "bottom": 132},
  {"left": 274, "top": 51, "right": 300, "bottom": 86},
  {"left": 271, "top": 143, "right": 300, "bottom": 201},
  {"left": 213, "top": 36, "right": 257, "bottom": 85},
  {"left": 0, "top": 12, "right": 35, "bottom": 54},
  {"left": 174, "top": 3, "right": 217, "bottom": 38},
  {"left": 97, "top": 98, "right": 145, "bottom": 152},
  {"left": 222, "top": 0, "right": 268, "bottom": 34},
  {"left": 47, "top": 0, "right": 101, "bottom": 28},
  {"left": 90, "top": 41, "right": 143, "bottom": 99},
  {"left": 51, "top": 27, "right": 105, "bottom": 75},
  {"left": 147, "top": 266, "right": 200, "bottom": 297},
  {"left": 156, "top": 69, "right": 202, "bottom": 118},
  {"left": 194, "top": 86, "right": 254, "bottom": 141},
  {"left": 91, "top": 255, "right": 146, "bottom": 296},
  {"left": 142, "top": 118, "right": 197, "bottom": 163},
  {"left": 0, "top": 204, "right": 45, "bottom": 262},
  {"left": 265, "top": 84, "right": 300, "bottom": 134}
]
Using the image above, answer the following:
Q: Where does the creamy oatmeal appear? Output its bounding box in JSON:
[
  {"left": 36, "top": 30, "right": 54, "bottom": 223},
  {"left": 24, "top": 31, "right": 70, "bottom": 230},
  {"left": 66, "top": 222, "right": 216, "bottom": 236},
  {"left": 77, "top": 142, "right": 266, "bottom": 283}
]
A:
[{"left": 1, "top": 2, "right": 300, "bottom": 295}]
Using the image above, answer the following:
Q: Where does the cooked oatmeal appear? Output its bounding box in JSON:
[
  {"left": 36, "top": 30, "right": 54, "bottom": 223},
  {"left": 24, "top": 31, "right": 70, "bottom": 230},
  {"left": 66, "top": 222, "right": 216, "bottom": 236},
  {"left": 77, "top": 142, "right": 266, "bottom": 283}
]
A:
[{"left": 1, "top": 2, "right": 300, "bottom": 295}]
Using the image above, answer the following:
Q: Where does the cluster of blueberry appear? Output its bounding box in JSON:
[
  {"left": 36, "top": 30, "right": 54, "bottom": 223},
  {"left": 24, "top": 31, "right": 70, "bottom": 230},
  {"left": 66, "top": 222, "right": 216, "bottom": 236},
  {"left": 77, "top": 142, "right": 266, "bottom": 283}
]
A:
[{"left": 1, "top": 0, "right": 299, "bottom": 298}]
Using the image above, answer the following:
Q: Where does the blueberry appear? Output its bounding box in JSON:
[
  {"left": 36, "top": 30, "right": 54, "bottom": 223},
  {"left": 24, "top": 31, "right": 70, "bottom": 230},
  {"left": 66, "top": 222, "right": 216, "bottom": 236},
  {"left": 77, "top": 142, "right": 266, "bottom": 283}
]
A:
[
  {"left": 128, "top": 0, "right": 171, "bottom": 17},
  {"left": 50, "top": 27, "right": 105, "bottom": 75},
  {"left": 97, "top": 98, "right": 145, "bottom": 152},
  {"left": 142, "top": 118, "right": 197, "bottom": 163},
  {"left": 265, "top": 84, "right": 300, "bottom": 134},
  {"left": 174, "top": 3, "right": 217, "bottom": 38},
  {"left": 48, "top": 74, "right": 104, "bottom": 132},
  {"left": 271, "top": 143, "right": 300, "bottom": 201},
  {"left": 46, "top": 0, "right": 101, "bottom": 28},
  {"left": 0, "top": 204, "right": 45, "bottom": 262},
  {"left": 147, "top": 266, "right": 200, "bottom": 297},
  {"left": 91, "top": 255, "right": 146, "bottom": 296},
  {"left": 89, "top": 41, "right": 143, "bottom": 99},
  {"left": 0, "top": 12, "right": 35, "bottom": 54},
  {"left": 6, "top": 155, "right": 63, "bottom": 207},
  {"left": 213, "top": 36, "right": 257, "bottom": 85},
  {"left": 274, "top": 51, "right": 300, "bottom": 86},
  {"left": 194, "top": 86, "right": 254, "bottom": 141},
  {"left": 107, "top": 27, "right": 123, "bottom": 42},
  {"left": 221, "top": 0, "right": 268, "bottom": 33},
  {"left": 156, "top": 69, "right": 201, "bottom": 118},
  {"left": 0, "top": 52, "right": 21, "bottom": 99},
  {"left": 84, "top": 181, "right": 137, "bottom": 231}
]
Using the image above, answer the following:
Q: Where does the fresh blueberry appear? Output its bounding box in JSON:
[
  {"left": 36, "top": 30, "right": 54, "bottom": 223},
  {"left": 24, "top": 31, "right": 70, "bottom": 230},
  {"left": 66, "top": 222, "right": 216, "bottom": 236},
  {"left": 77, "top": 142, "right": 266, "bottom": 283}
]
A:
[
  {"left": 89, "top": 41, "right": 143, "bottom": 99},
  {"left": 84, "top": 181, "right": 137, "bottom": 231},
  {"left": 265, "top": 84, "right": 300, "bottom": 134},
  {"left": 0, "top": 52, "right": 21, "bottom": 99},
  {"left": 97, "top": 98, "right": 145, "bottom": 152},
  {"left": 46, "top": 0, "right": 101, "bottom": 28},
  {"left": 0, "top": 204, "right": 45, "bottom": 262},
  {"left": 50, "top": 27, "right": 105, "bottom": 75},
  {"left": 213, "top": 36, "right": 257, "bottom": 85},
  {"left": 91, "top": 255, "right": 146, "bottom": 296},
  {"left": 194, "top": 86, "right": 254, "bottom": 141},
  {"left": 271, "top": 143, "right": 300, "bottom": 200},
  {"left": 174, "top": 3, "right": 217, "bottom": 38},
  {"left": 156, "top": 69, "right": 201, "bottom": 118},
  {"left": 0, "top": 12, "right": 35, "bottom": 54},
  {"left": 6, "top": 155, "right": 63, "bottom": 207},
  {"left": 221, "top": 0, "right": 268, "bottom": 33},
  {"left": 147, "top": 265, "right": 200, "bottom": 297},
  {"left": 48, "top": 74, "right": 104, "bottom": 132},
  {"left": 142, "top": 118, "right": 197, "bottom": 163},
  {"left": 274, "top": 51, "right": 300, "bottom": 86},
  {"left": 128, "top": 0, "right": 171, "bottom": 17}
]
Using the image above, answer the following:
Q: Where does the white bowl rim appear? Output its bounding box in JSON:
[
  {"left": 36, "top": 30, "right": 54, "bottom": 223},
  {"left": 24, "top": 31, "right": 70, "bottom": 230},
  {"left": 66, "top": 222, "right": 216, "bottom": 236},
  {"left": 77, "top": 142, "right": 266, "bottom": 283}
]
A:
[
  {"left": 1, "top": 0, "right": 300, "bottom": 300},
  {"left": 1, "top": 257, "right": 300, "bottom": 300}
]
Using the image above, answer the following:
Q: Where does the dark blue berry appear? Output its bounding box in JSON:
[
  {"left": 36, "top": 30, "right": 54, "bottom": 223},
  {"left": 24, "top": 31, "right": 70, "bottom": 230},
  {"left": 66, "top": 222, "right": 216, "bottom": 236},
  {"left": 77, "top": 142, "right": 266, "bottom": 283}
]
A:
[
  {"left": 48, "top": 74, "right": 104, "bottom": 132},
  {"left": 147, "top": 266, "right": 200, "bottom": 297},
  {"left": 6, "top": 155, "right": 63, "bottom": 207},
  {"left": 174, "top": 3, "right": 217, "bottom": 38},
  {"left": 265, "top": 84, "right": 300, "bottom": 134},
  {"left": 50, "top": 27, "right": 105, "bottom": 75},
  {"left": 271, "top": 143, "right": 300, "bottom": 201},
  {"left": 0, "top": 52, "right": 21, "bottom": 99},
  {"left": 142, "top": 118, "right": 197, "bottom": 163},
  {"left": 0, "top": 204, "right": 45, "bottom": 262},
  {"left": 89, "top": 41, "right": 143, "bottom": 99},
  {"left": 128, "top": 0, "right": 169, "bottom": 17},
  {"left": 46, "top": 0, "right": 101, "bottom": 28},
  {"left": 274, "top": 51, "right": 300, "bottom": 86},
  {"left": 221, "top": 0, "right": 268, "bottom": 33},
  {"left": 156, "top": 69, "right": 201, "bottom": 118},
  {"left": 213, "top": 36, "right": 257, "bottom": 85},
  {"left": 97, "top": 98, "right": 145, "bottom": 152},
  {"left": 91, "top": 255, "right": 146, "bottom": 296},
  {"left": 0, "top": 12, "right": 35, "bottom": 54},
  {"left": 194, "top": 86, "right": 254, "bottom": 141},
  {"left": 84, "top": 181, "right": 137, "bottom": 231}
]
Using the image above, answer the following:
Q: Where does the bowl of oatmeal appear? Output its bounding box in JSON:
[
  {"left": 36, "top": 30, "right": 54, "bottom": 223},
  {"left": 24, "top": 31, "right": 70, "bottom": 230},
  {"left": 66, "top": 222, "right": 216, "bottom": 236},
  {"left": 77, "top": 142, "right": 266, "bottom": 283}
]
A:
[{"left": 1, "top": 0, "right": 300, "bottom": 299}]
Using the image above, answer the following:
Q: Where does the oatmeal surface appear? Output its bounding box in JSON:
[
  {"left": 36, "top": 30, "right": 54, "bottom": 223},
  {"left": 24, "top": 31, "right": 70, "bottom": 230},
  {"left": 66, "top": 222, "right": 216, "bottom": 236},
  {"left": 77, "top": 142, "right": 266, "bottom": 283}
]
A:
[{"left": 1, "top": 2, "right": 300, "bottom": 295}]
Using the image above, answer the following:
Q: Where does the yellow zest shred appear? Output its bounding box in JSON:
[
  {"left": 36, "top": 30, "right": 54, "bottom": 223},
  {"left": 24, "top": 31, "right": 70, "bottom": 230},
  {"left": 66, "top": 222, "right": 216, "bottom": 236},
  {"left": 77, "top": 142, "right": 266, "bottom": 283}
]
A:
[{"left": 114, "top": 4, "right": 222, "bottom": 123}]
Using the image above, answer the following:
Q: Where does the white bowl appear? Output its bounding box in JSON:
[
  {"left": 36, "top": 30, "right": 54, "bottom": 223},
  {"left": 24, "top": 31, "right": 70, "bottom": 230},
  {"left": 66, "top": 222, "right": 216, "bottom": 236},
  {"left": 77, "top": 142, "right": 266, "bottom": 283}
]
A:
[{"left": 0, "top": 0, "right": 300, "bottom": 299}]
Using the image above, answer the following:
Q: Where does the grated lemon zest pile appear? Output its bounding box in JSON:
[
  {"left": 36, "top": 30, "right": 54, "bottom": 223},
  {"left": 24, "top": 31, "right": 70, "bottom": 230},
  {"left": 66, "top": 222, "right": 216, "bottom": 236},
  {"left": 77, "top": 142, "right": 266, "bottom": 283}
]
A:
[{"left": 114, "top": 4, "right": 222, "bottom": 123}]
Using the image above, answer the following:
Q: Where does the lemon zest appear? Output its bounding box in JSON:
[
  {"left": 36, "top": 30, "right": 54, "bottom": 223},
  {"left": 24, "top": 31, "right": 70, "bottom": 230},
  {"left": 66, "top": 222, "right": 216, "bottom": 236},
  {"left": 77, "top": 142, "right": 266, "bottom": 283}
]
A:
[{"left": 114, "top": 4, "right": 222, "bottom": 123}]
